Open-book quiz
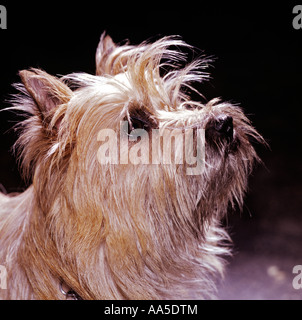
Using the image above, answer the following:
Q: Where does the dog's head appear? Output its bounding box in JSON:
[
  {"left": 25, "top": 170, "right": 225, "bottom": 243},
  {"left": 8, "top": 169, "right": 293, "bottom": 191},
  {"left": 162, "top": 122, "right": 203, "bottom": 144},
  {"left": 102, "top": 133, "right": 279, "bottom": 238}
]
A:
[
  {"left": 12, "top": 34, "right": 264, "bottom": 298},
  {"left": 16, "top": 33, "right": 262, "bottom": 215}
]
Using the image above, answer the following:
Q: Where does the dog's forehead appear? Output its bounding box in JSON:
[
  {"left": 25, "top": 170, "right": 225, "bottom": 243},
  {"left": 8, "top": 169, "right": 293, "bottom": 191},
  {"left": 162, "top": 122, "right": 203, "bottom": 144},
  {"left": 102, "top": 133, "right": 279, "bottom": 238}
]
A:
[
  {"left": 111, "top": 72, "right": 130, "bottom": 86},
  {"left": 96, "top": 72, "right": 131, "bottom": 95}
]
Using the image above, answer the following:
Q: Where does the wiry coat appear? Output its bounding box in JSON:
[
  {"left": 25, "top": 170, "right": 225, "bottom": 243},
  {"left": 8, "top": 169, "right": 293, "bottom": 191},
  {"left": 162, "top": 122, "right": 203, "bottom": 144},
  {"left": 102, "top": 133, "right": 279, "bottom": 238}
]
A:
[{"left": 0, "top": 34, "right": 263, "bottom": 299}]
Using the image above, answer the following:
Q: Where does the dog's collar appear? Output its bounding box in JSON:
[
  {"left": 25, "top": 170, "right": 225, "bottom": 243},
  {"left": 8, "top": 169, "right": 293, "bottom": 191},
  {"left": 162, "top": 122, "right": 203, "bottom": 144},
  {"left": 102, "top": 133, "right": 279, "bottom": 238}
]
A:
[{"left": 59, "top": 281, "right": 83, "bottom": 300}]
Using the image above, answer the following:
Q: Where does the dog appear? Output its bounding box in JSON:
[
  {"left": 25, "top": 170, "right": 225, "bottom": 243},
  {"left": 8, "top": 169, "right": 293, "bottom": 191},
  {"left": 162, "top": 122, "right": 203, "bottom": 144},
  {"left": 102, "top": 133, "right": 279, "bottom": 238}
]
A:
[{"left": 0, "top": 33, "right": 263, "bottom": 299}]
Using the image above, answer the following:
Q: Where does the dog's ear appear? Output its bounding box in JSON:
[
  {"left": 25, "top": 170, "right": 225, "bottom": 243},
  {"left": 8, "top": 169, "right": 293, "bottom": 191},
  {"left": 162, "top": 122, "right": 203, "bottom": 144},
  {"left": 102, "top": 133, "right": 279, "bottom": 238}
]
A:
[
  {"left": 19, "top": 68, "right": 72, "bottom": 126},
  {"left": 95, "top": 32, "right": 118, "bottom": 76}
]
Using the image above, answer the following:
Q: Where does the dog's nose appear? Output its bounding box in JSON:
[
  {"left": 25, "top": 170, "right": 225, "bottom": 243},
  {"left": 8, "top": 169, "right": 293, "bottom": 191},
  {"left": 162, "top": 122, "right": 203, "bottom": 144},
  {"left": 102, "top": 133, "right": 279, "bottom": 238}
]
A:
[{"left": 214, "top": 116, "right": 233, "bottom": 141}]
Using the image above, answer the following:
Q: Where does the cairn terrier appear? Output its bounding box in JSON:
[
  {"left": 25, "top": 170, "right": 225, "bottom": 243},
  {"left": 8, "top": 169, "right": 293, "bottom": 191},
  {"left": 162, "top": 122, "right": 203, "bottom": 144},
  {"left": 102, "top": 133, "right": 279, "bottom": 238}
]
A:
[{"left": 0, "top": 33, "right": 263, "bottom": 299}]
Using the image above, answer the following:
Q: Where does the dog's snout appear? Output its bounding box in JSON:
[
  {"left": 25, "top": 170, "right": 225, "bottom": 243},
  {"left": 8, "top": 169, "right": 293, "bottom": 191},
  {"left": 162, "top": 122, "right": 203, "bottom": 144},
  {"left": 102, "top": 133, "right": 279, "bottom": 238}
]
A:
[{"left": 214, "top": 116, "right": 233, "bottom": 141}]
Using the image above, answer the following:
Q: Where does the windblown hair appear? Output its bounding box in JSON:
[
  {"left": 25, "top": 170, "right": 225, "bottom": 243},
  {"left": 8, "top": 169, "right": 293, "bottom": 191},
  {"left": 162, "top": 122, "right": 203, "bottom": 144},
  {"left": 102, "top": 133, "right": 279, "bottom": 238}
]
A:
[{"left": 0, "top": 33, "right": 263, "bottom": 299}]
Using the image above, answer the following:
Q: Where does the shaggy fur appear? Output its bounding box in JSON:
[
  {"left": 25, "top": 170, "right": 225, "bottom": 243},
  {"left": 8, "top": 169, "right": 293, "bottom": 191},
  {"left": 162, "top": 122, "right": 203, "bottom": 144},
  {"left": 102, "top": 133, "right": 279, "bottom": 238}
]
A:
[{"left": 0, "top": 33, "right": 263, "bottom": 299}]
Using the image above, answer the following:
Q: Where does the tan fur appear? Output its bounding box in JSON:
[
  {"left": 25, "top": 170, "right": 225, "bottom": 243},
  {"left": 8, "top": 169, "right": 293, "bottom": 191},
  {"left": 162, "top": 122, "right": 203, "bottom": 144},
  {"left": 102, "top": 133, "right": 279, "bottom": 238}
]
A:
[{"left": 0, "top": 33, "right": 264, "bottom": 299}]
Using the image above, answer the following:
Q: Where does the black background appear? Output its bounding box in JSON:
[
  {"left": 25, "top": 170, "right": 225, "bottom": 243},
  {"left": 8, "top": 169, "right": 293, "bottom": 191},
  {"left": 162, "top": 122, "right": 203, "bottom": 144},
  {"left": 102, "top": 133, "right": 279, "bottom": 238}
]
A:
[{"left": 0, "top": 2, "right": 301, "bottom": 299}]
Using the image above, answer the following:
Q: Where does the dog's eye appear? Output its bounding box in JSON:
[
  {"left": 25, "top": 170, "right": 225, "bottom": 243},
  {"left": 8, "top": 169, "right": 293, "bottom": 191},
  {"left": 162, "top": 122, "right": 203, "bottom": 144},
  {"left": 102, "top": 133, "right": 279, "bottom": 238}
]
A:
[
  {"left": 129, "top": 115, "right": 151, "bottom": 131},
  {"left": 124, "top": 108, "right": 158, "bottom": 135}
]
